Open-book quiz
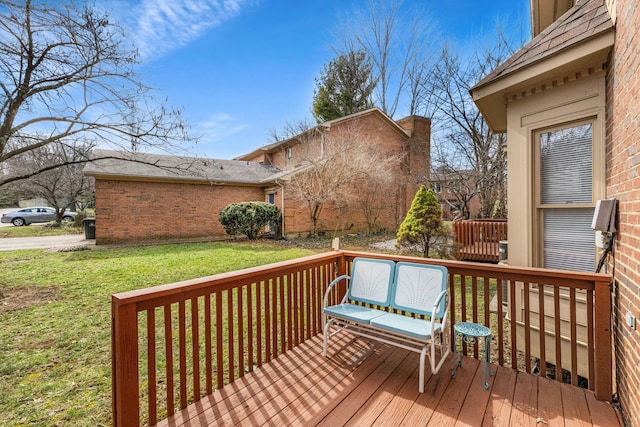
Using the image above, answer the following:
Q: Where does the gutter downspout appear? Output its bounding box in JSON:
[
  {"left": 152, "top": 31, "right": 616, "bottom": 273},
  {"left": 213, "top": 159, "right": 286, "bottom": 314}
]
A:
[{"left": 276, "top": 179, "right": 286, "bottom": 238}]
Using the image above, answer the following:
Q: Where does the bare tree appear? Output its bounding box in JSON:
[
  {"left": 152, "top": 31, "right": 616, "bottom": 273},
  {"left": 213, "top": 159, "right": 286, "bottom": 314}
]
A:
[
  {"left": 431, "top": 160, "right": 481, "bottom": 220},
  {"left": 0, "top": 0, "right": 192, "bottom": 187},
  {"left": 267, "top": 119, "right": 314, "bottom": 144},
  {"left": 333, "top": 0, "right": 436, "bottom": 118},
  {"left": 9, "top": 139, "right": 94, "bottom": 222},
  {"left": 286, "top": 123, "right": 398, "bottom": 236},
  {"left": 426, "top": 37, "right": 513, "bottom": 218}
]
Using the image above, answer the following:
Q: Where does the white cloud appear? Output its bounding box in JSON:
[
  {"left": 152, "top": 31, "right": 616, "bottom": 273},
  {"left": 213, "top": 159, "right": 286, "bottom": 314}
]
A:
[
  {"left": 131, "top": 0, "right": 255, "bottom": 60},
  {"left": 192, "top": 112, "right": 251, "bottom": 157}
]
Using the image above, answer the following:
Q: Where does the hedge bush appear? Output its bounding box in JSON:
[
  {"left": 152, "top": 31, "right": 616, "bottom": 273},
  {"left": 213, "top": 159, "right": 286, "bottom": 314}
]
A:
[{"left": 219, "top": 201, "right": 280, "bottom": 240}]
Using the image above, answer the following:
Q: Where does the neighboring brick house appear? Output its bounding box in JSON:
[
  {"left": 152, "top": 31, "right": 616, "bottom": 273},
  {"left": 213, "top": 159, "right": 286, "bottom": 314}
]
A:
[
  {"left": 429, "top": 169, "right": 481, "bottom": 220},
  {"left": 83, "top": 151, "right": 280, "bottom": 244},
  {"left": 84, "top": 108, "right": 430, "bottom": 244},
  {"left": 238, "top": 108, "right": 430, "bottom": 237},
  {"left": 471, "top": 0, "right": 640, "bottom": 424}
]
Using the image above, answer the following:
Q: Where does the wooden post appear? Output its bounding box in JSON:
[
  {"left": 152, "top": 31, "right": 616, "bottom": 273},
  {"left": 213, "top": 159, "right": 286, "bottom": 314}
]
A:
[
  {"left": 112, "top": 296, "right": 140, "bottom": 426},
  {"left": 593, "top": 279, "right": 612, "bottom": 401}
]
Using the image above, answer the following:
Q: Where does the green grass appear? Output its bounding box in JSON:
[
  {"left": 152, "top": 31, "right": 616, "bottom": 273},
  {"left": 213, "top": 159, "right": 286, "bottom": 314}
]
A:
[
  {"left": 0, "top": 241, "right": 318, "bottom": 426},
  {"left": 0, "top": 224, "right": 82, "bottom": 237}
]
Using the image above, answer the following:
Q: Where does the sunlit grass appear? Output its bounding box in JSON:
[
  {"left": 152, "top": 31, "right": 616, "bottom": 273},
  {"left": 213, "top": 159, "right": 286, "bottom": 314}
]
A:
[{"left": 0, "top": 241, "right": 319, "bottom": 426}]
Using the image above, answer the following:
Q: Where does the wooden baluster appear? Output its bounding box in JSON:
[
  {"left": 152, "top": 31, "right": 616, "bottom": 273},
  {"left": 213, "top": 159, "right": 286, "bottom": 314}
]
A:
[
  {"left": 257, "top": 281, "right": 263, "bottom": 367},
  {"left": 272, "top": 277, "right": 278, "bottom": 358},
  {"left": 570, "top": 288, "right": 578, "bottom": 386},
  {"left": 265, "top": 280, "right": 271, "bottom": 363},
  {"left": 449, "top": 272, "right": 456, "bottom": 350},
  {"left": 509, "top": 280, "right": 517, "bottom": 370},
  {"left": 204, "top": 294, "right": 212, "bottom": 394},
  {"left": 216, "top": 291, "right": 223, "bottom": 388},
  {"left": 554, "top": 286, "right": 562, "bottom": 382},
  {"left": 163, "top": 304, "right": 175, "bottom": 416},
  {"left": 247, "top": 283, "right": 254, "bottom": 374},
  {"left": 227, "top": 289, "right": 235, "bottom": 382},
  {"left": 191, "top": 298, "right": 200, "bottom": 400},
  {"left": 524, "top": 282, "right": 531, "bottom": 373},
  {"left": 587, "top": 288, "right": 595, "bottom": 390},
  {"left": 538, "top": 284, "right": 547, "bottom": 379},
  {"left": 178, "top": 300, "right": 187, "bottom": 408},
  {"left": 147, "top": 308, "right": 156, "bottom": 426},
  {"left": 237, "top": 287, "right": 244, "bottom": 378},
  {"left": 497, "top": 276, "right": 504, "bottom": 365},
  {"left": 306, "top": 268, "right": 312, "bottom": 341},
  {"left": 461, "top": 274, "right": 467, "bottom": 356},
  {"left": 284, "top": 273, "right": 290, "bottom": 352},
  {"left": 472, "top": 276, "right": 478, "bottom": 359}
]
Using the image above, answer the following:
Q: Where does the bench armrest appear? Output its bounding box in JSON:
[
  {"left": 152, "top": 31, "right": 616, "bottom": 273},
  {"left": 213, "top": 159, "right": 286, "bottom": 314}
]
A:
[
  {"left": 431, "top": 289, "right": 449, "bottom": 336},
  {"left": 323, "top": 274, "right": 351, "bottom": 309}
]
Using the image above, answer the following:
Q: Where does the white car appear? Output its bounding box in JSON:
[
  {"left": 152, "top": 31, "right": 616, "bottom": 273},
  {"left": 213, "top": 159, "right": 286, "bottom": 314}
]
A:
[{"left": 0, "top": 207, "right": 77, "bottom": 226}]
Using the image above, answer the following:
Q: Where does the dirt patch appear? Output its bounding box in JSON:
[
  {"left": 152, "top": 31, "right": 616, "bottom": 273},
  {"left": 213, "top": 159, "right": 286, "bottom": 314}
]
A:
[{"left": 0, "top": 285, "right": 60, "bottom": 315}]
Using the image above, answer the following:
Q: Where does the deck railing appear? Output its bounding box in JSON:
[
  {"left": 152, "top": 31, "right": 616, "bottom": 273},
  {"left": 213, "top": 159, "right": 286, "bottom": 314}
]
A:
[
  {"left": 111, "top": 250, "right": 612, "bottom": 426},
  {"left": 452, "top": 219, "right": 508, "bottom": 262}
]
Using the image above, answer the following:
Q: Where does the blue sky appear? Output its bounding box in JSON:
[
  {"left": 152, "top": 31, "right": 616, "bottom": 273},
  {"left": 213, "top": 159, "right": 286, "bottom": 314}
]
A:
[{"left": 110, "top": 0, "right": 531, "bottom": 160}]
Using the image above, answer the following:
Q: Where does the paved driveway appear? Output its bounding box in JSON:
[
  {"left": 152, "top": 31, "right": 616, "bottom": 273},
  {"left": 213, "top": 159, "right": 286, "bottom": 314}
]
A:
[
  {"left": 0, "top": 234, "right": 90, "bottom": 251},
  {"left": 0, "top": 208, "right": 92, "bottom": 251}
]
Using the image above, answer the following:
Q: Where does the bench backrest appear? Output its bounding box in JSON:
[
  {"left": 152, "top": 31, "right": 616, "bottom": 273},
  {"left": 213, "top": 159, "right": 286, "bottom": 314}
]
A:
[
  {"left": 347, "top": 257, "right": 396, "bottom": 306},
  {"left": 391, "top": 262, "right": 449, "bottom": 318}
]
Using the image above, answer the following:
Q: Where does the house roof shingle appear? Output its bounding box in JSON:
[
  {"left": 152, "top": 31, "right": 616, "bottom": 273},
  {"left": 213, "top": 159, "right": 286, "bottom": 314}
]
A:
[
  {"left": 83, "top": 150, "right": 281, "bottom": 185},
  {"left": 470, "top": 0, "right": 614, "bottom": 132},
  {"left": 473, "top": 0, "right": 613, "bottom": 91}
]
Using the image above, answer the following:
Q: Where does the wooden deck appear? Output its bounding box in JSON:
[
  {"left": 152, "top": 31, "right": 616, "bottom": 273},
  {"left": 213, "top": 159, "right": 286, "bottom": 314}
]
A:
[{"left": 158, "top": 333, "right": 620, "bottom": 426}]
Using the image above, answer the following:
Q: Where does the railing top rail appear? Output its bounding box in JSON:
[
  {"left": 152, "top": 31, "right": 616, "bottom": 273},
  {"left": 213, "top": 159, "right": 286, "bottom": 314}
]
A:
[
  {"left": 111, "top": 248, "right": 612, "bottom": 312},
  {"left": 112, "top": 251, "right": 343, "bottom": 310},
  {"left": 453, "top": 218, "right": 507, "bottom": 223},
  {"left": 338, "top": 250, "right": 611, "bottom": 289}
]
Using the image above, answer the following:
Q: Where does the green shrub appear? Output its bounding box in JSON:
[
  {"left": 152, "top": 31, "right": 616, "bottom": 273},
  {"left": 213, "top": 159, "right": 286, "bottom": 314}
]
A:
[
  {"left": 219, "top": 202, "right": 280, "bottom": 240},
  {"left": 396, "top": 185, "right": 444, "bottom": 257}
]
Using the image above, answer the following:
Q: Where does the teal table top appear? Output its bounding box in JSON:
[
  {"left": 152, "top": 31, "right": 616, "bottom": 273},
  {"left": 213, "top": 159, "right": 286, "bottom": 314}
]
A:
[{"left": 454, "top": 322, "right": 492, "bottom": 337}]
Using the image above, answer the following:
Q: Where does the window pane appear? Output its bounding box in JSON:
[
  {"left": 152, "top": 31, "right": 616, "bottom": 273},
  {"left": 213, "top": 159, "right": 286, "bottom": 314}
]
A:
[
  {"left": 543, "top": 208, "right": 595, "bottom": 272},
  {"left": 540, "top": 124, "right": 592, "bottom": 204}
]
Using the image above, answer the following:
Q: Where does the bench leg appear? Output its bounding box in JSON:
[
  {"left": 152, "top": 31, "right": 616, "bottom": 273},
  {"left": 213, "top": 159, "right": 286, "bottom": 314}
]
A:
[
  {"left": 322, "top": 318, "right": 333, "bottom": 357},
  {"left": 419, "top": 346, "right": 427, "bottom": 393}
]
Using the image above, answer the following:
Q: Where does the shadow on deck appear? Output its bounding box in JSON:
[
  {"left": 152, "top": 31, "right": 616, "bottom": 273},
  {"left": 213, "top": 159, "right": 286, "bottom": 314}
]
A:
[{"left": 158, "top": 333, "right": 620, "bottom": 426}]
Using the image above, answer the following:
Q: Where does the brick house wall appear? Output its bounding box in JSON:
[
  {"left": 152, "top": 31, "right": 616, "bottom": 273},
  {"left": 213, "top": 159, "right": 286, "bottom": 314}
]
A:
[
  {"left": 606, "top": 0, "right": 640, "bottom": 423},
  {"left": 94, "top": 179, "right": 264, "bottom": 244},
  {"left": 88, "top": 109, "right": 430, "bottom": 243},
  {"left": 247, "top": 110, "right": 431, "bottom": 237}
]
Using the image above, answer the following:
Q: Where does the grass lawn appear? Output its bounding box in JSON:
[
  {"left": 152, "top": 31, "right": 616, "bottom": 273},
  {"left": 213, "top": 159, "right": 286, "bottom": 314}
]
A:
[{"left": 0, "top": 241, "right": 319, "bottom": 426}]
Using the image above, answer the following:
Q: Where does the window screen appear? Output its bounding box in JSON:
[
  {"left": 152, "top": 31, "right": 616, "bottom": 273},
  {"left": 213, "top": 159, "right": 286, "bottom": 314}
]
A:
[
  {"left": 543, "top": 208, "right": 595, "bottom": 271},
  {"left": 538, "top": 122, "right": 594, "bottom": 272},
  {"left": 540, "top": 124, "right": 592, "bottom": 204}
]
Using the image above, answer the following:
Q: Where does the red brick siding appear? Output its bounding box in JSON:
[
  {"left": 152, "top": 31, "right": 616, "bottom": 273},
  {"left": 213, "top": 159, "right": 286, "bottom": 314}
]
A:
[
  {"left": 94, "top": 180, "right": 264, "bottom": 244},
  {"left": 272, "top": 113, "right": 430, "bottom": 236},
  {"left": 94, "top": 112, "right": 430, "bottom": 242},
  {"left": 606, "top": 1, "right": 640, "bottom": 424}
]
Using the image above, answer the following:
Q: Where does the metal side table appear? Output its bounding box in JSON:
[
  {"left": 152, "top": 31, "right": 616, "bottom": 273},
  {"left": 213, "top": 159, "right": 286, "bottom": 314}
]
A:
[{"left": 451, "top": 322, "right": 493, "bottom": 389}]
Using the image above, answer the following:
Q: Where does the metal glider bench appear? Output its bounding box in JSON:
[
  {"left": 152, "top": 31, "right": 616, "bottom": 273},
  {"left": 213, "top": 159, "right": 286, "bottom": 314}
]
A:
[{"left": 322, "top": 257, "right": 450, "bottom": 393}]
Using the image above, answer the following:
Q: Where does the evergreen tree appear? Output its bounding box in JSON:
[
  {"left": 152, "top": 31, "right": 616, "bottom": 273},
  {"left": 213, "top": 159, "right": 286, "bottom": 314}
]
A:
[
  {"left": 396, "top": 185, "right": 443, "bottom": 257},
  {"left": 312, "top": 50, "right": 377, "bottom": 123}
]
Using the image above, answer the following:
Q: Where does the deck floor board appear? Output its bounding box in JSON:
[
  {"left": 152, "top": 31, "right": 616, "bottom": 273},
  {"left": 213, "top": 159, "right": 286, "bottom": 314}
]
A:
[{"left": 157, "top": 333, "right": 620, "bottom": 427}]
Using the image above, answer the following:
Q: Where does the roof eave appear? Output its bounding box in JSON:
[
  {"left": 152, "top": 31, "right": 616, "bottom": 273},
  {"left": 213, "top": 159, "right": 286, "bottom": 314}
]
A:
[
  {"left": 85, "top": 171, "right": 276, "bottom": 187},
  {"left": 471, "top": 29, "right": 614, "bottom": 133}
]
